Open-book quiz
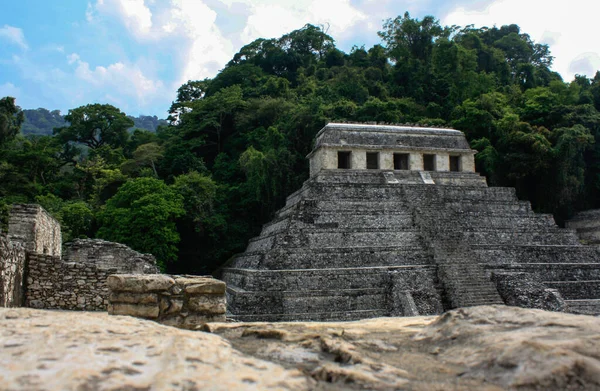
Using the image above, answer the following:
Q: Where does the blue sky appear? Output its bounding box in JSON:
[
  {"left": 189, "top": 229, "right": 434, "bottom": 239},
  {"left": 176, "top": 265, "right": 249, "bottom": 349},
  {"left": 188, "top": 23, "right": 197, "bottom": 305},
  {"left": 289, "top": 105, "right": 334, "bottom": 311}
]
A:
[{"left": 1, "top": 0, "right": 598, "bottom": 118}]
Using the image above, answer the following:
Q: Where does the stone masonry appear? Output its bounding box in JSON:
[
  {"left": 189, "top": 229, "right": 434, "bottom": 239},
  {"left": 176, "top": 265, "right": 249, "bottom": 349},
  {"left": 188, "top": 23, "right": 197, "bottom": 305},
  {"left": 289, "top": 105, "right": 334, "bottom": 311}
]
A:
[
  {"left": 24, "top": 241, "right": 159, "bottom": 311},
  {"left": 1, "top": 204, "right": 159, "bottom": 310},
  {"left": 64, "top": 239, "right": 158, "bottom": 274},
  {"left": 8, "top": 204, "right": 62, "bottom": 257},
  {"left": 107, "top": 274, "right": 226, "bottom": 329},
  {"left": 26, "top": 253, "right": 116, "bottom": 310},
  {"left": 0, "top": 234, "right": 26, "bottom": 307},
  {"left": 221, "top": 123, "right": 600, "bottom": 321}
]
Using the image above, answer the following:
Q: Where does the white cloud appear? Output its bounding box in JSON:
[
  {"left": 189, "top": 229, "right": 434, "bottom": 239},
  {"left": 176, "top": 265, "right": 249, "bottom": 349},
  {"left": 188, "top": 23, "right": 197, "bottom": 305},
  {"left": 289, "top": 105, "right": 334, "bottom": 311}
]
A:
[
  {"left": 237, "top": 0, "right": 366, "bottom": 42},
  {"left": 443, "top": 0, "right": 600, "bottom": 81},
  {"left": 68, "top": 53, "right": 164, "bottom": 106},
  {"left": 90, "top": 0, "right": 234, "bottom": 86},
  {"left": 163, "top": 0, "right": 234, "bottom": 84},
  {"left": 0, "top": 25, "right": 28, "bottom": 50},
  {"left": 0, "top": 82, "right": 21, "bottom": 98},
  {"left": 94, "top": 0, "right": 153, "bottom": 37}
]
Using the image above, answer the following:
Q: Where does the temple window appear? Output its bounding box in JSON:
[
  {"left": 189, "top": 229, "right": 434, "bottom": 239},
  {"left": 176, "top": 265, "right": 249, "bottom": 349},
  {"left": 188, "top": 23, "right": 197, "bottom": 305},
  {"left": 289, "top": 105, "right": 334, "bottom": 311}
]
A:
[
  {"left": 394, "top": 153, "right": 409, "bottom": 170},
  {"left": 338, "top": 151, "right": 351, "bottom": 169},
  {"left": 423, "top": 154, "right": 436, "bottom": 171},
  {"left": 366, "top": 152, "right": 379, "bottom": 169}
]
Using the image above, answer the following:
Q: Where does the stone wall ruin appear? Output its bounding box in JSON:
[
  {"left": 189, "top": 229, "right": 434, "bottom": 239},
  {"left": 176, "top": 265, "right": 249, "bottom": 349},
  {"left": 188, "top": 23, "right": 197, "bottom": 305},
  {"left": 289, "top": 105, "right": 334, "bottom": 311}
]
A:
[
  {"left": 8, "top": 204, "right": 62, "bottom": 258},
  {"left": 0, "top": 234, "right": 27, "bottom": 307},
  {"left": 0, "top": 204, "right": 159, "bottom": 310}
]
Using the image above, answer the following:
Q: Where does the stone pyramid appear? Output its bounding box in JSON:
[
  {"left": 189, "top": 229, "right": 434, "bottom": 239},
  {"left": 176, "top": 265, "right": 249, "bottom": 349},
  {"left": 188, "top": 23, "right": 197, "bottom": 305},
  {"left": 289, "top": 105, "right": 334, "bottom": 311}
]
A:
[{"left": 221, "top": 123, "right": 600, "bottom": 321}]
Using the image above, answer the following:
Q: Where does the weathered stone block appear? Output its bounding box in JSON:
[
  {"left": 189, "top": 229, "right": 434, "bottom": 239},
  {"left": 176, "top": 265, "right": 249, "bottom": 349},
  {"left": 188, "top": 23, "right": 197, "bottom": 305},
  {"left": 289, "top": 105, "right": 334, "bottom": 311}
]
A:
[
  {"left": 159, "top": 296, "right": 183, "bottom": 315},
  {"left": 188, "top": 295, "right": 226, "bottom": 314},
  {"left": 107, "top": 274, "right": 228, "bottom": 328},
  {"left": 108, "top": 303, "right": 160, "bottom": 319},
  {"left": 109, "top": 292, "right": 158, "bottom": 305},
  {"left": 177, "top": 277, "right": 226, "bottom": 295},
  {"left": 181, "top": 314, "right": 227, "bottom": 329},
  {"left": 107, "top": 274, "right": 175, "bottom": 293}
]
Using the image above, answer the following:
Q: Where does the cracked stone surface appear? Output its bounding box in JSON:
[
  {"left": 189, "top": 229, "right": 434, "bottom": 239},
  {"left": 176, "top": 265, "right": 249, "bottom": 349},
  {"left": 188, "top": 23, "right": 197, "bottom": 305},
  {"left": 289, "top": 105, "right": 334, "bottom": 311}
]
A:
[
  {"left": 0, "top": 308, "right": 311, "bottom": 391},
  {"left": 1, "top": 305, "right": 600, "bottom": 390}
]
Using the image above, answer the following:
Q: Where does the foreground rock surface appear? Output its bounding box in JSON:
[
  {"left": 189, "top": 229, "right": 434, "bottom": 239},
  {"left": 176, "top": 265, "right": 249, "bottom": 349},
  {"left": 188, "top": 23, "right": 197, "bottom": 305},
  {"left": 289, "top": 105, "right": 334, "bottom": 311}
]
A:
[
  {"left": 1, "top": 305, "right": 599, "bottom": 390},
  {"left": 0, "top": 308, "right": 310, "bottom": 390}
]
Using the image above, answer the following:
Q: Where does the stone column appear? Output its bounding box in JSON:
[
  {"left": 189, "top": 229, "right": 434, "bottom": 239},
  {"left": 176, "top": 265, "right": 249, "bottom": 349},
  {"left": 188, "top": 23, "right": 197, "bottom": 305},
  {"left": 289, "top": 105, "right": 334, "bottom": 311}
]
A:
[
  {"left": 436, "top": 153, "right": 450, "bottom": 172},
  {"left": 380, "top": 151, "right": 394, "bottom": 170},
  {"left": 410, "top": 153, "right": 423, "bottom": 171},
  {"left": 351, "top": 149, "right": 366, "bottom": 170},
  {"left": 461, "top": 154, "right": 476, "bottom": 172}
]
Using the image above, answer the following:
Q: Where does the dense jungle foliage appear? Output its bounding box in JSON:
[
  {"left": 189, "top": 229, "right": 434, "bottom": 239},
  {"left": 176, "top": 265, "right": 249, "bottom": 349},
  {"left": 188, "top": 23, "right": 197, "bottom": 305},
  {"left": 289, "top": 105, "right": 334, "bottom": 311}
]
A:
[{"left": 2, "top": 13, "right": 600, "bottom": 273}]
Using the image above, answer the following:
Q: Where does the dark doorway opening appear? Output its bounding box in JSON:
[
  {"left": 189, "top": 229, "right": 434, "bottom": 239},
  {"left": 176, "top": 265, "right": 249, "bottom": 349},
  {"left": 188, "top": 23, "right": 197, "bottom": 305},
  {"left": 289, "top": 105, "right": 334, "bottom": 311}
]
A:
[
  {"left": 394, "top": 153, "right": 409, "bottom": 170},
  {"left": 450, "top": 156, "right": 460, "bottom": 172},
  {"left": 338, "top": 151, "right": 351, "bottom": 169},
  {"left": 423, "top": 154, "right": 436, "bottom": 171},
  {"left": 366, "top": 152, "right": 379, "bottom": 169}
]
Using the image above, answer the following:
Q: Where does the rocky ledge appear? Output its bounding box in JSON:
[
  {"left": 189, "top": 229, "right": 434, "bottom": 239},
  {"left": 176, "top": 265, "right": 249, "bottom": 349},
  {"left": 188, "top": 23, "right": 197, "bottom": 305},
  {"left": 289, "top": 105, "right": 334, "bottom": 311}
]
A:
[{"left": 1, "top": 305, "right": 599, "bottom": 390}]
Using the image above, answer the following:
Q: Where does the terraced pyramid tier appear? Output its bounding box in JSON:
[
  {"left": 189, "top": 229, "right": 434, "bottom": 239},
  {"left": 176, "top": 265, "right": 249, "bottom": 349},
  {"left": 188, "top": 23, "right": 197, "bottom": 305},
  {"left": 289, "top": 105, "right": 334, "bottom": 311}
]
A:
[{"left": 220, "top": 170, "right": 600, "bottom": 321}]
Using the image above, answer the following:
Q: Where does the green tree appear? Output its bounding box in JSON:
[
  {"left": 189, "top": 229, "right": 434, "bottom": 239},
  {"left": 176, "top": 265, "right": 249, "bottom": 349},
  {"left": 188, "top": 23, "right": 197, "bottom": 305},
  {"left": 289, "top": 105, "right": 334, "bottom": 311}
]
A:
[
  {"left": 53, "top": 104, "right": 133, "bottom": 150},
  {"left": 97, "top": 177, "right": 185, "bottom": 268},
  {"left": 0, "top": 97, "right": 24, "bottom": 145}
]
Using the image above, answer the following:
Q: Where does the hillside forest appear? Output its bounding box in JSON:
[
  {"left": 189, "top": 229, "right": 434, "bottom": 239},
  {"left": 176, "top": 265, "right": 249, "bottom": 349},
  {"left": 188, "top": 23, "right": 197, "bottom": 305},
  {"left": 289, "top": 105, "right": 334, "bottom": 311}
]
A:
[{"left": 2, "top": 13, "right": 600, "bottom": 273}]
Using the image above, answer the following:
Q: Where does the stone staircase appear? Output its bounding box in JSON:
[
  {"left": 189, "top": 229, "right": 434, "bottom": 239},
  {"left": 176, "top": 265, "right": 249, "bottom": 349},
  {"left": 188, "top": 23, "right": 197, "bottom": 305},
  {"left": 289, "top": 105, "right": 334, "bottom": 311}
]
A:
[{"left": 414, "top": 208, "right": 504, "bottom": 309}]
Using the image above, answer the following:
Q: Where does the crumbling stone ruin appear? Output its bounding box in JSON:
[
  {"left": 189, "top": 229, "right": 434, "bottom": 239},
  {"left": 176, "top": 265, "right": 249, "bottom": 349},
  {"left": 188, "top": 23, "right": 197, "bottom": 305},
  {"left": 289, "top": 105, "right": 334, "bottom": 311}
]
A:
[
  {"left": 566, "top": 209, "right": 600, "bottom": 244},
  {"left": 0, "top": 204, "right": 158, "bottom": 310},
  {"left": 0, "top": 235, "right": 26, "bottom": 307},
  {"left": 107, "top": 274, "right": 226, "bottom": 329},
  {"left": 8, "top": 204, "right": 62, "bottom": 257},
  {"left": 64, "top": 239, "right": 158, "bottom": 274},
  {"left": 221, "top": 123, "right": 600, "bottom": 321}
]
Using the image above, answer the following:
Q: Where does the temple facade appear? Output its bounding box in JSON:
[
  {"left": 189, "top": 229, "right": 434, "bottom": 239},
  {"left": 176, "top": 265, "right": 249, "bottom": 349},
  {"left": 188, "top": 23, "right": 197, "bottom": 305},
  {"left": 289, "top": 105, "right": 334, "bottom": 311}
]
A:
[
  {"left": 220, "top": 123, "right": 600, "bottom": 321},
  {"left": 308, "top": 123, "right": 476, "bottom": 175}
]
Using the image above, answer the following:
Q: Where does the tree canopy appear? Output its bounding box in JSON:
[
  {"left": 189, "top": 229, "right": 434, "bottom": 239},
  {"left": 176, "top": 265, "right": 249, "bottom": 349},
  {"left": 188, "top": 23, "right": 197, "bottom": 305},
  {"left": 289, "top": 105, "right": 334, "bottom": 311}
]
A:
[{"left": 1, "top": 14, "right": 600, "bottom": 274}]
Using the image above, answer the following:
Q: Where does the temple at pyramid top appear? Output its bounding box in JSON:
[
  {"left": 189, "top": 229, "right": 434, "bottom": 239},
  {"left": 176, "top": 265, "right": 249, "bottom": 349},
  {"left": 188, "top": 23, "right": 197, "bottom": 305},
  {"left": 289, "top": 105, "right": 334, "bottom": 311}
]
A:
[{"left": 308, "top": 122, "right": 477, "bottom": 177}]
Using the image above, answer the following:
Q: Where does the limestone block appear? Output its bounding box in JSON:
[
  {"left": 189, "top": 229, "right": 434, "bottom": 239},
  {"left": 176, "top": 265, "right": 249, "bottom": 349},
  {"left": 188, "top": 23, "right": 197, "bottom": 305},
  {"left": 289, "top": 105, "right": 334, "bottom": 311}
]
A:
[
  {"left": 109, "top": 292, "right": 158, "bottom": 305},
  {"left": 322, "top": 148, "right": 337, "bottom": 170},
  {"left": 108, "top": 303, "right": 160, "bottom": 319},
  {"left": 181, "top": 313, "right": 227, "bottom": 329},
  {"left": 107, "top": 274, "right": 175, "bottom": 293},
  {"left": 461, "top": 154, "right": 475, "bottom": 172},
  {"left": 159, "top": 296, "right": 183, "bottom": 315},
  {"left": 351, "top": 149, "right": 366, "bottom": 170},
  {"left": 410, "top": 153, "right": 423, "bottom": 171},
  {"left": 380, "top": 151, "right": 394, "bottom": 170},
  {"left": 435, "top": 153, "right": 449, "bottom": 172},
  {"left": 177, "top": 277, "right": 226, "bottom": 295},
  {"left": 188, "top": 295, "right": 227, "bottom": 314}
]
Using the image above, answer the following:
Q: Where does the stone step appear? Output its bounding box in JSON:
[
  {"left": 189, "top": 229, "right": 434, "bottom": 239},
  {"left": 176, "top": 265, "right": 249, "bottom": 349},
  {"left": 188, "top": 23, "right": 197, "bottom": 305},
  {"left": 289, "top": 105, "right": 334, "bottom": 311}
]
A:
[
  {"left": 227, "top": 309, "right": 390, "bottom": 322},
  {"left": 229, "top": 247, "right": 430, "bottom": 269},
  {"left": 246, "top": 230, "right": 424, "bottom": 253},
  {"left": 258, "top": 249, "right": 430, "bottom": 270},
  {"left": 227, "top": 287, "right": 388, "bottom": 315},
  {"left": 247, "top": 227, "right": 578, "bottom": 254},
  {"left": 473, "top": 246, "right": 600, "bottom": 265},
  {"left": 492, "top": 263, "right": 600, "bottom": 282},
  {"left": 285, "top": 184, "right": 519, "bottom": 207},
  {"left": 270, "top": 213, "right": 558, "bottom": 233},
  {"left": 543, "top": 280, "right": 600, "bottom": 300},
  {"left": 565, "top": 299, "right": 600, "bottom": 316},
  {"left": 304, "top": 199, "right": 533, "bottom": 215},
  {"left": 222, "top": 265, "right": 436, "bottom": 292}
]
